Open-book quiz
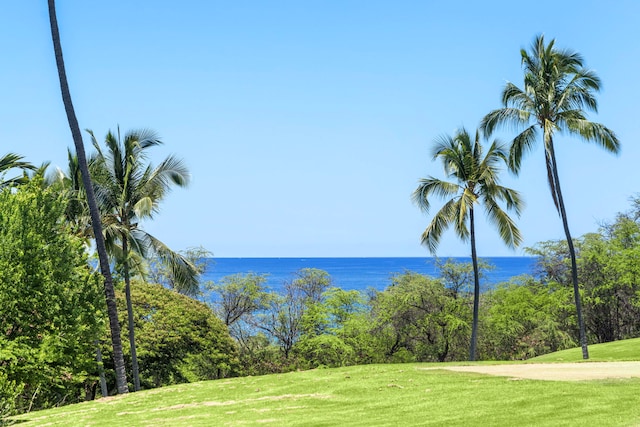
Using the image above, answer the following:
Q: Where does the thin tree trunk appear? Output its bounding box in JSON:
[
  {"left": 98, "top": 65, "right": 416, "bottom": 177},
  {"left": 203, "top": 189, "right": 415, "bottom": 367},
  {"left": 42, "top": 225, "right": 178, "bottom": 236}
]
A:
[
  {"left": 547, "top": 139, "right": 589, "bottom": 359},
  {"left": 122, "top": 235, "right": 141, "bottom": 391},
  {"left": 469, "top": 206, "right": 480, "bottom": 362},
  {"left": 47, "top": 0, "right": 129, "bottom": 393},
  {"left": 95, "top": 342, "right": 108, "bottom": 398}
]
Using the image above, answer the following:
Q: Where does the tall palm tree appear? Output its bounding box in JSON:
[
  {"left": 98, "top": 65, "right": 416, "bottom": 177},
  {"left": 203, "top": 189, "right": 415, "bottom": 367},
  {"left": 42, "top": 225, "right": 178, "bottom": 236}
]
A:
[
  {"left": 47, "top": 0, "right": 129, "bottom": 393},
  {"left": 412, "top": 128, "right": 523, "bottom": 361},
  {"left": 89, "top": 128, "right": 198, "bottom": 391},
  {"left": 481, "top": 35, "right": 620, "bottom": 359}
]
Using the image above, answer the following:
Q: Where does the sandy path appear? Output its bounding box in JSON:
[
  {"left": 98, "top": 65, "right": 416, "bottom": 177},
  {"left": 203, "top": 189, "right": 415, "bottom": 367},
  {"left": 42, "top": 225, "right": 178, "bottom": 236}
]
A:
[{"left": 424, "top": 362, "right": 640, "bottom": 381}]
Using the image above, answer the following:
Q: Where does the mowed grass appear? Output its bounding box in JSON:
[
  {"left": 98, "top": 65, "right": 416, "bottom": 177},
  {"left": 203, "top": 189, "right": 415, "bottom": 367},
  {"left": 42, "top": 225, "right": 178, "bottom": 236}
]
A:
[
  {"left": 11, "top": 339, "right": 640, "bottom": 426},
  {"left": 530, "top": 337, "right": 640, "bottom": 363}
]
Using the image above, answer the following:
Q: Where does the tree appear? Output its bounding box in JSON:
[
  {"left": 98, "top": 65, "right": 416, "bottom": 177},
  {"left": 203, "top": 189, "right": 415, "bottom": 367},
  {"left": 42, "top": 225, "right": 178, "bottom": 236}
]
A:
[
  {"left": 370, "top": 272, "right": 471, "bottom": 362},
  {"left": 481, "top": 35, "right": 620, "bottom": 359},
  {"left": 0, "top": 180, "right": 104, "bottom": 412},
  {"left": 253, "top": 269, "right": 331, "bottom": 360},
  {"left": 412, "top": 128, "right": 523, "bottom": 360},
  {"left": 0, "top": 153, "right": 35, "bottom": 188},
  {"left": 88, "top": 128, "right": 197, "bottom": 391},
  {"left": 436, "top": 258, "right": 493, "bottom": 298},
  {"left": 47, "top": 0, "right": 128, "bottom": 393},
  {"left": 209, "top": 273, "right": 271, "bottom": 328},
  {"left": 291, "top": 268, "right": 332, "bottom": 303},
  {"left": 482, "top": 276, "right": 575, "bottom": 360},
  {"left": 101, "top": 281, "right": 239, "bottom": 388},
  {"left": 50, "top": 149, "right": 94, "bottom": 241}
]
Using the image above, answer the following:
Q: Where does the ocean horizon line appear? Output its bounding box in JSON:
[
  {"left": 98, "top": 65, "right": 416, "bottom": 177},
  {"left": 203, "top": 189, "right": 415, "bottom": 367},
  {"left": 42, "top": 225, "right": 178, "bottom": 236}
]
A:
[{"left": 207, "top": 255, "right": 535, "bottom": 259}]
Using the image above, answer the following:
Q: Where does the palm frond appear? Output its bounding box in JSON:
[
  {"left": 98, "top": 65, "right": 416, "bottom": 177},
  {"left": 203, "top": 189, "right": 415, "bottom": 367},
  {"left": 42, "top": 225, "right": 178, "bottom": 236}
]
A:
[
  {"left": 565, "top": 119, "right": 620, "bottom": 154},
  {"left": 481, "top": 108, "right": 530, "bottom": 137},
  {"left": 420, "top": 198, "right": 462, "bottom": 254},
  {"left": 141, "top": 232, "right": 200, "bottom": 296},
  {"left": 483, "top": 197, "right": 523, "bottom": 249},
  {"left": 412, "top": 178, "right": 461, "bottom": 213},
  {"left": 508, "top": 125, "right": 538, "bottom": 173}
]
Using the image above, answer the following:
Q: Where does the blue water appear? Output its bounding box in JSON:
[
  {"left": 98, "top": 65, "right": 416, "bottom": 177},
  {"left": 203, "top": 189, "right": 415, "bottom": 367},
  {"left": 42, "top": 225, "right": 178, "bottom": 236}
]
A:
[{"left": 201, "top": 257, "right": 536, "bottom": 292}]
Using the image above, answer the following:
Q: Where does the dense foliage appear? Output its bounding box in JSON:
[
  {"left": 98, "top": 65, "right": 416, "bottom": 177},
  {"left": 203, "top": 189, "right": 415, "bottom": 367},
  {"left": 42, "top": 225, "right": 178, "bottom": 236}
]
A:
[
  {"left": 0, "top": 181, "right": 103, "bottom": 413},
  {"left": 100, "top": 281, "right": 239, "bottom": 392},
  {"left": 5, "top": 178, "right": 640, "bottom": 419},
  {"left": 206, "top": 201, "right": 640, "bottom": 373}
]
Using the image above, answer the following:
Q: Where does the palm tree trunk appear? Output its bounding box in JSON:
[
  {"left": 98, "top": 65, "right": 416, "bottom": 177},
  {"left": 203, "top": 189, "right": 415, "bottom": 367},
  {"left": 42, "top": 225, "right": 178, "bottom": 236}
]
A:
[
  {"left": 469, "top": 206, "right": 480, "bottom": 362},
  {"left": 122, "top": 235, "right": 141, "bottom": 391},
  {"left": 48, "top": 0, "right": 129, "bottom": 393},
  {"left": 547, "top": 139, "right": 589, "bottom": 359}
]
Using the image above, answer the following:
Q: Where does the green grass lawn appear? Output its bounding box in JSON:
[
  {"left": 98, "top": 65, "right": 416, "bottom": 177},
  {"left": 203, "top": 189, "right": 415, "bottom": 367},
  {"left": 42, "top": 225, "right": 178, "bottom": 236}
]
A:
[
  {"left": 530, "top": 337, "right": 640, "bottom": 362},
  {"left": 12, "top": 339, "right": 640, "bottom": 426}
]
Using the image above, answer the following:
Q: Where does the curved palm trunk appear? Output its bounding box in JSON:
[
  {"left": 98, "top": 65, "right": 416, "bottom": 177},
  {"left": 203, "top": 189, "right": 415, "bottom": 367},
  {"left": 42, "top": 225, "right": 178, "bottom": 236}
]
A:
[
  {"left": 122, "top": 235, "right": 141, "bottom": 391},
  {"left": 469, "top": 207, "right": 480, "bottom": 361},
  {"left": 48, "top": 0, "right": 129, "bottom": 393},
  {"left": 547, "top": 139, "right": 589, "bottom": 359}
]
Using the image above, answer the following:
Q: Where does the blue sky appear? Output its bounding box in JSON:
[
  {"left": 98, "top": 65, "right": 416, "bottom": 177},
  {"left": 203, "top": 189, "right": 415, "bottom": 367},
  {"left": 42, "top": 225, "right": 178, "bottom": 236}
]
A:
[{"left": 1, "top": 1, "right": 638, "bottom": 257}]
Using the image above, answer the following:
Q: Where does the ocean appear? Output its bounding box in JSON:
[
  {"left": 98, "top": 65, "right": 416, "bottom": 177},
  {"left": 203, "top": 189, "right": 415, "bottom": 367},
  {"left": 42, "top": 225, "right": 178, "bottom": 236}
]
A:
[{"left": 201, "top": 257, "right": 537, "bottom": 292}]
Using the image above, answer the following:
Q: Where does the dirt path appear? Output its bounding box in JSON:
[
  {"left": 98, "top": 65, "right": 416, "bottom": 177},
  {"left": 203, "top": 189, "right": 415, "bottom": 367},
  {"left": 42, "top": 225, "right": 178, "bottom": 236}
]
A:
[{"left": 424, "top": 362, "right": 640, "bottom": 381}]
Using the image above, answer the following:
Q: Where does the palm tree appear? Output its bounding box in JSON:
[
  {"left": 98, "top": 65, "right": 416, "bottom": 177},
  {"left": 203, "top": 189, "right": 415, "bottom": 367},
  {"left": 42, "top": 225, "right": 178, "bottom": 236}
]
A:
[
  {"left": 51, "top": 149, "right": 93, "bottom": 241},
  {"left": 412, "top": 128, "right": 523, "bottom": 361},
  {"left": 47, "top": 0, "right": 129, "bottom": 393},
  {"left": 481, "top": 35, "right": 619, "bottom": 359},
  {"left": 89, "top": 127, "right": 198, "bottom": 391},
  {"left": 0, "top": 153, "right": 36, "bottom": 187}
]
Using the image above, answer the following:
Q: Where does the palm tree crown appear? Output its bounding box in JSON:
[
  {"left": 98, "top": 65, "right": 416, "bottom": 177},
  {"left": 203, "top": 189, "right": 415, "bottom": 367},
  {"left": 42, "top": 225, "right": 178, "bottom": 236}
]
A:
[
  {"left": 481, "top": 34, "right": 619, "bottom": 192},
  {"left": 413, "top": 128, "right": 523, "bottom": 254},
  {"left": 89, "top": 128, "right": 197, "bottom": 288}
]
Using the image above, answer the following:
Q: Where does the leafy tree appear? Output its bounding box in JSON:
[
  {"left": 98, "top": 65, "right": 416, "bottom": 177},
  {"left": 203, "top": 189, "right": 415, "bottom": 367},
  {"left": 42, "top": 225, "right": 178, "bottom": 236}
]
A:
[
  {"left": 256, "top": 281, "right": 306, "bottom": 360},
  {"left": 101, "top": 281, "right": 239, "bottom": 389},
  {"left": 436, "top": 258, "right": 493, "bottom": 297},
  {"left": 88, "top": 128, "right": 197, "bottom": 391},
  {"left": 208, "top": 273, "right": 271, "bottom": 328},
  {"left": 481, "top": 35, "right": 620, "bottom": 359},
  {"left": 292, "top": 268, "right": 332, "bottom": 303},
  {"left": 371, "top": 272, "right": 471, "bottom": 362},
  {"left": 482, "top": 276, "right": 575, "bottom": 360},
  {"left": 412, "top": 128, "right": 523, "bottom": 360},
  {"left": 578, "top": 214, "right": 640, "bottom": 342},
  {"left": 253, "top": 269, "right": 331, "bottom": 360},
  {"left": 207, "top": 272, "right": 272, "bottom": 372},
  {"left": 295, "top": 287, "right": 368, "bottom": 368},
  {"left": 47, "top": 0, "right": 128, "bottom": 393},
  {"left": 0, "top": 180, "right": 104, "bottom": 412},
  {"left": 526, "top": 240, "right": 573, "bottom": 285}
]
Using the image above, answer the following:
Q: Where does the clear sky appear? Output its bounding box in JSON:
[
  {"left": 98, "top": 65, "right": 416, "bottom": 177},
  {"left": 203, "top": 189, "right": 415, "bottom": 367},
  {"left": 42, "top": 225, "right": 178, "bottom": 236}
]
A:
[{"left": 1, "top": 1, "right": 638, "bottom": 257}]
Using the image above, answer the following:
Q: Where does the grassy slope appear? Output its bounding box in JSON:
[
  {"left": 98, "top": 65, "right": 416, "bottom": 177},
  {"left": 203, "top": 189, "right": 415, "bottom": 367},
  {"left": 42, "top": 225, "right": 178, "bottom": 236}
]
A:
[
  {"left": 530, "top": 337, "right": 640, "bottom": 362},
  {"left": 13, "top": 339, "right": 640, "bottom": 426}
]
